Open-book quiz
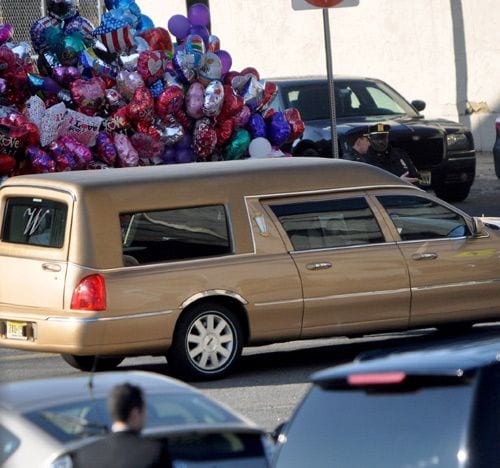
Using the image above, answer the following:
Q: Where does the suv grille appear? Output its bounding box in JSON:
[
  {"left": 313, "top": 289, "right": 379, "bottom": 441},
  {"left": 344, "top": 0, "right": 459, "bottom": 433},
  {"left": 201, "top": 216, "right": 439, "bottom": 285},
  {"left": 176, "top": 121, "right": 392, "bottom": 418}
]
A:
[{"left": 393, "top": 136, "right": 444, "bottom": 170}]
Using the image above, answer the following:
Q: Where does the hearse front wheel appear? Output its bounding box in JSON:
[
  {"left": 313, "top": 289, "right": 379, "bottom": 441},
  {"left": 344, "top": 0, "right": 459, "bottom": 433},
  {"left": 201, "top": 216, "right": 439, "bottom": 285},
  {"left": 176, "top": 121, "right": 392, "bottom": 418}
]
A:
[
  {"left": 168, "top": 302, "right": 242, "bottom": 381},
  {"left": 61, "top": 354, "right": 124, "bottom": 372}
]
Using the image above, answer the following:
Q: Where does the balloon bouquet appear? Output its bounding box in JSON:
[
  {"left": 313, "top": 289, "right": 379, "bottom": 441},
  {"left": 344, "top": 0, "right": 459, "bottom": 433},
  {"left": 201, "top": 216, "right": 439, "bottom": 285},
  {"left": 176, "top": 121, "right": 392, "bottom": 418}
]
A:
[{"left": 0, "top": 0, "right": 304, "bottom": 179}]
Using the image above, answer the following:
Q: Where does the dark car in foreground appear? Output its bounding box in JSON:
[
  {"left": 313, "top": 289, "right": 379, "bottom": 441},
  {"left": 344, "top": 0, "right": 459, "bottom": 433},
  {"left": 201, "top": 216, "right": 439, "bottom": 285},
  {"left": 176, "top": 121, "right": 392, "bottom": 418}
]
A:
[
  {"left": 271, "top": 76, "right": 476, "bottom": 202},
  {"left": 272, "top": 333, "right": 500, "bottom": 468},
  {"left": 0, "top": 371, "right": 271, "bottom": 467},
  {"left": 494, "top": 116, "right": 500, "bottom": 178}
]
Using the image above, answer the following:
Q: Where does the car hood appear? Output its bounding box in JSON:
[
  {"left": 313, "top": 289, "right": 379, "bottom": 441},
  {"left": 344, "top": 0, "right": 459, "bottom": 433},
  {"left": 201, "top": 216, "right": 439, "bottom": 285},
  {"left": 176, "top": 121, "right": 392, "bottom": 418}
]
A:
[{"left": 302, "top": 115, "right": 467, "bottom": 141}]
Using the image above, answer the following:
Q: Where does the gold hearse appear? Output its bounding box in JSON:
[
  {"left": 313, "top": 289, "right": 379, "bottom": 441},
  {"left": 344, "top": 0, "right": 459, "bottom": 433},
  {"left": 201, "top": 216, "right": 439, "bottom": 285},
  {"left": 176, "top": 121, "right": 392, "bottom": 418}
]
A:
[{"left": 1, "top": 158, "right": 499, "bottom": 380}]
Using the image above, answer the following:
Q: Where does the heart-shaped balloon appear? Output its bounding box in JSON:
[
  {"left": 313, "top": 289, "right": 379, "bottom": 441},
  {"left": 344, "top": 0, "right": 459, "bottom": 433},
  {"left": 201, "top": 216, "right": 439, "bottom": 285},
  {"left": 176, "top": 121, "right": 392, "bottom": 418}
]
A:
[
  {"left": 284, "top": 108, "right": 305, "bottom": 142},
  {"left": 137, "top": 50, "right": 167, "bottom": 85},
  {"left": 70, "top": 77, "right": 107, "bottom": 116},
  {"left": 219, "top": 85, "right": 244, "bottom": 119},
  {"left": 156, "top": 85, "right": 184, "bottom": 119},
  {"left": 185, "top": 82, "right": 204, "bottom": 119},
  {"left": 193, "top": 117, "right": 217, "bottom": 160},
  {"left": 127, "top": 86, "right": 155, "bottom": 125}
]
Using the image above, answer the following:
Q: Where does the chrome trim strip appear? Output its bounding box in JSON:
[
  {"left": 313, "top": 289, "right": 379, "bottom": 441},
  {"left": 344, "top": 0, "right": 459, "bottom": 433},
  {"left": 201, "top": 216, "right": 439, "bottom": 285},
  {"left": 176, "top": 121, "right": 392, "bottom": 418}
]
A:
[
  {"left": 447, "top": 156, "right": 476, "bottom": 161},
  {"left": 181, "top": 290, "right": 248, "bottom": 309},
  {"left": 398, "top": 236, "right": 467, "bottom": 245},
  {"left": 244, "top": 184, "right": 411, "bottom": 201},
  {"left": 46, "top": 309, "right": 174, "bottom": 323},
  {"left": 290, "top": 241, "right": 396, "bottom": 254},
  {"left": 254, "top": 298, "right": 303, "bottom": 307},
  {"left": 0, "top": 183, "right": 78, "bottom": 201},
  {"left": 413, "top": 278, "right": 500, "bottom": 292},
  {"left": 304, "top": 288, "right": 410, "bottom": 302}
]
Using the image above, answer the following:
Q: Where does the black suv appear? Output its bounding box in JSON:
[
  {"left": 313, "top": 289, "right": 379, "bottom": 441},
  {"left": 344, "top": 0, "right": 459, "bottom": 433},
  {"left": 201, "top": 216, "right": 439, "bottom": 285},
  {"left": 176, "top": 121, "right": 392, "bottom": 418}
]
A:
[
  {"left": 271, "top": 76, "right": 476, "bottom": 202},
  {"left": 272, "top": 332, "right": 500, "bottom": 468}
]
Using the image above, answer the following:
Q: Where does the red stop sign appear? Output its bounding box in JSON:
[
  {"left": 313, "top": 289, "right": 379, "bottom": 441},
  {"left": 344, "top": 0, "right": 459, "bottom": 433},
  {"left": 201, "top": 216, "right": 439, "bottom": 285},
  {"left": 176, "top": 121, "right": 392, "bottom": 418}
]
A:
[{"left": 305, "top": 0, "right": 345, "bottom": 7}]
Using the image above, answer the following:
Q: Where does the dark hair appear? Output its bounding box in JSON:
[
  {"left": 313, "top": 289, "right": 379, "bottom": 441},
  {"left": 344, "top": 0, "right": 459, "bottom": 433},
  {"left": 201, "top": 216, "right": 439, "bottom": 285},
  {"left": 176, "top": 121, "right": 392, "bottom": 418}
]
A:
[
  {"left": 346, "top": 132, "right": 366, "bottom": 147},
  {"left": 107, "top": 383, "right": 145, "bottom": 422}
]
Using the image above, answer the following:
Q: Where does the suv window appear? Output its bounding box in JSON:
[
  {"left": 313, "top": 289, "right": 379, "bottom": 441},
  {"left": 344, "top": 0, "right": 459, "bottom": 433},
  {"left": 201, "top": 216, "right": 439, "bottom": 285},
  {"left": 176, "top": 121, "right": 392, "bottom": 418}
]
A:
[
  {"left": 378, "top": 195, "right": 470, "bottom": 240},
  {"left": 1, "top": 197, "right": 67, "bottom": 248},
  {"left": 0, "top": 425, "right": 21, "bottom": 464},
  {"left": 120, "top": 205, "right": 231, "bottom": 265},
  {"left": 270, "top": 197, "right": 384, "bottom": 250},
  {"left": 274, "top": 384, "right": 473, "bottom": 468}
]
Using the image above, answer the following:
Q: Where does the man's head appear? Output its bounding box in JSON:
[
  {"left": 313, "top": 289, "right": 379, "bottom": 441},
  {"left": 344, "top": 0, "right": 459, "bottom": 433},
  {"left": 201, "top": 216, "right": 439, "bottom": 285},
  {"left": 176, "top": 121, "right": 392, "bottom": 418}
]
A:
[
  {"left": 47, "top": 0, "right": 75, "bottom": 18},
  {"left": 107, "top": 383, "right": 146, "bottom": 431},
  {"left": 366, "top": 123, "right": 390, "bottom": 153},
  {"left": 347, "top": 132, "right": 370, "bottom": 155}
]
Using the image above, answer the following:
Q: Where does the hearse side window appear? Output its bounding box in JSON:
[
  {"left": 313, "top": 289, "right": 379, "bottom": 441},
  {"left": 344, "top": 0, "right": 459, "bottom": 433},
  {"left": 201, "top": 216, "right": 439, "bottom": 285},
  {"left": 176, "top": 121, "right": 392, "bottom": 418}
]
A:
[
  {"left": 270, "top": 197, "right": 384, "bottom": 251},
  {"left": 120, "top": 205, "right": 231, "bottom": 265},
  {"left": 1, "top": 197, "right": 67, "bottom": 248},
  {"left": 378, "top": 195, "right": 470, "bottom": 241}
]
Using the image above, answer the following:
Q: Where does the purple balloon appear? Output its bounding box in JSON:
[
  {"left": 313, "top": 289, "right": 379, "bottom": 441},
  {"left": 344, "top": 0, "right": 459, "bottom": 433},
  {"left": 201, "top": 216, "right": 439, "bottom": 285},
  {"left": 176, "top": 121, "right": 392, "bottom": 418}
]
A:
[
  {"left": 189, "top": 24, "right": 209, "bottom": 46},
  {"left": 168, "top": 14, "right": 191, "bottom": 39},
  {"left": 176, "top": 147, "right": 196, "bottom": 164},
  {"left": 162, "top": 146, "right": 177, "bottom": 164},
  {"left": 216, "top": 50, "right": 232, "bottom": 75},
  {"left": 176, "top": 131, "right": 193, "bottom": 149},
  {"left": 247, "top": 113, "right": 267, "bottom": 139},
  {"left": 268, "top": 112, "right": 291, "bottom": 146},
  {"left": 188, "top": 3, "right": 210, "bottom": 27}
]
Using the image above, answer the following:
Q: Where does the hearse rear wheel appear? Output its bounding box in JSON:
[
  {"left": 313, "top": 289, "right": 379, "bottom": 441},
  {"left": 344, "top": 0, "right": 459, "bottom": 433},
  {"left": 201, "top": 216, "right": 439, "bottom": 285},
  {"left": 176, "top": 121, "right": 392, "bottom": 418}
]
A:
[
  {"left": 61, "top": 354, "right": 124, "bottom": 372},
  {"left": 167, "top": 302, "right": 242, "bottom": 381}
]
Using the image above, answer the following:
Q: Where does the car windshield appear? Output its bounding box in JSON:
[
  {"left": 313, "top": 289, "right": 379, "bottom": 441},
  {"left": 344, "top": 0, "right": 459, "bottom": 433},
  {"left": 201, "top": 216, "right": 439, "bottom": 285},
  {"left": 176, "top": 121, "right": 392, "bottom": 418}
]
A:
[
  {"left": 24, "top": 392, "right": 239, "bottom": 443},
  {"left": 274, "top": 384, "right": 473, "bottom": 468},
  {"left": 280, "top": 79, "right": 418, "bottom": 121}
]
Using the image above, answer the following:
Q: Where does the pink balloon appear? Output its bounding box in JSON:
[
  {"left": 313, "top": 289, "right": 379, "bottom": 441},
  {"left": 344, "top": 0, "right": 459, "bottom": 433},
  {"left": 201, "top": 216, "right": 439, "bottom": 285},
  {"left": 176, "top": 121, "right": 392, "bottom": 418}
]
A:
[{"left": 185, "top": 82, "right": 204, "bottom": 119}]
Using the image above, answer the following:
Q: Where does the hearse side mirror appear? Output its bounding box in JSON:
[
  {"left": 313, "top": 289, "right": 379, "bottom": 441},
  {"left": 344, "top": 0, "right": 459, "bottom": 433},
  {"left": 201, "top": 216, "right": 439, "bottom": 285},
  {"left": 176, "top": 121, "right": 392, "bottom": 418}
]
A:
[
  {"left": 471, "top": 217, "right": 488, "bottom": 238},
  {"left": 411, "top": 100, "right": 426, "bottom": 112}
]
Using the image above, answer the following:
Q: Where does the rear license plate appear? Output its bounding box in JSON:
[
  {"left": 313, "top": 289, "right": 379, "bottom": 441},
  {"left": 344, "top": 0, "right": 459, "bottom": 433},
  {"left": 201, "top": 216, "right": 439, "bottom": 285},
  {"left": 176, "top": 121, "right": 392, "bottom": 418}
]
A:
[
  {"left": 419, "top": 171, "right": 432, "bottom": 186},
  {"left": 6, "top": 321, "right": 27, "bottom": 340}
]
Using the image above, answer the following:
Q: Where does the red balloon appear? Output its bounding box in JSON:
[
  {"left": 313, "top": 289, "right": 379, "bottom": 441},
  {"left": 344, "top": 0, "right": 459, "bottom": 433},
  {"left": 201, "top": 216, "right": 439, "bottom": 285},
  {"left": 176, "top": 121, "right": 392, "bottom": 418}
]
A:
[
  {"left": 215, "top": 118, "right": 234, "bottom": 146},
  {"left": 259, "top": 81, "right": 278, "bottom": 111},
  {"left": 174, "top": 109, "right": 194, "bottom": 131},
  {"left": 223, "top": 71, "right": 240, "bottom": 85},
  {"left": 139, "top": 27, "right": 174, "bottom": 56},
  {"left": 240, "top": 67, "right": 260, "bottom": 80},
  {"left": 127, "top": 87, "right": 155, "bottom": 125},
  {"left": 284, "top": 108, "right": 305, "bottom": 141},
  {"left": 219, "top": 85, "right": 244, "bottom": 119},
  {"left": 156, "top": 85, "right": 184, "bottom": 118},
  {"left": 137, "top": 50, "right": 167, "bottom": 85},
  {"left": 0, "top": 153, "right": 16, "bottom": 175}
]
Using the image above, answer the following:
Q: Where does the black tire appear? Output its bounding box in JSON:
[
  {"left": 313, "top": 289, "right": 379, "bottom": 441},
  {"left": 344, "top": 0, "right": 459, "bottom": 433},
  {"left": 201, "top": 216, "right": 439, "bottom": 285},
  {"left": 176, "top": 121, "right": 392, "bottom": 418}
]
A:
[
  {"left": 167, "top": 302, "right": 242, "bottom": 381},
  {"left": 433, "top": 182, "right": 472, "bottom": 202},
  {"left": 61, "top": 354, "right": 124, "bottom": 372},
  {"left": 494, "top": 152, "right": 500, "bottom": 179}
]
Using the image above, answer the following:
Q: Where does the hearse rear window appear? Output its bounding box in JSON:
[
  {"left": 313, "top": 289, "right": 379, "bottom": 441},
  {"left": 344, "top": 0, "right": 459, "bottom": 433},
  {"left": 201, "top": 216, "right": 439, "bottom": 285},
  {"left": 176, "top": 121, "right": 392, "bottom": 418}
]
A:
[
  {"left": 121, "top": 205, "right": 231, "bottom": 265},
  {"left": 1, "top": 197, "right": 67, "bottom": 248}
]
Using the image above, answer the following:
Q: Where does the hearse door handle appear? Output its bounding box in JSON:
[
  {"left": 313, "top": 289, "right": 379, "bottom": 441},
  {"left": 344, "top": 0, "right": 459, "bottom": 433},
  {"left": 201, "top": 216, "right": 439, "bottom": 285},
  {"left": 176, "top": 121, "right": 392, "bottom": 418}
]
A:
[
  {"left": 42, "top": 263, "right": 61, "bottom": 272},
  {"left": 306, "top": 262, "right": 332, "bottom": 271},
  {"left": 411, "top": 253, "right": 438, "bottom": 261}
]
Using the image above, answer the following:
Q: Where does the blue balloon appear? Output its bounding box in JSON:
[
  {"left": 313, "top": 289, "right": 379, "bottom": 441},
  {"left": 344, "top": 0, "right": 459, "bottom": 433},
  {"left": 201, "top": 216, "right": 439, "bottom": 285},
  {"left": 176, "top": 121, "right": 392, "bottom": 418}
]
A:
[
  {"left": 247, "top": 113, "right": 266, "bottom": 139},
  {"left": 137, "top": 14, "right": 155, "bottom": 33},
  {"left": 268, "top": 112, "right": 291, "bottom": 146}
]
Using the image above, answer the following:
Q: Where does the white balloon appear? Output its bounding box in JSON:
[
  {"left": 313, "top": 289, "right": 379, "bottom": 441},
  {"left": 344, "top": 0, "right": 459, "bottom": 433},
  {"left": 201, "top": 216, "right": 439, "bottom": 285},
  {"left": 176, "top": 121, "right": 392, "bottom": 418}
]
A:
[{"left": 249, "top": 137, "right": 272, "bottom": 158}]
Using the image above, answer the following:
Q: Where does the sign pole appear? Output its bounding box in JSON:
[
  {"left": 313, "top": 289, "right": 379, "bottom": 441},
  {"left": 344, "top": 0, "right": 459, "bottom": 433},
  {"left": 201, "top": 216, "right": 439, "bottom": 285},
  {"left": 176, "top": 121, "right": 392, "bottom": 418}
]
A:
[{"left": 322, "top": 8, "right": 339, "bottom": 159}]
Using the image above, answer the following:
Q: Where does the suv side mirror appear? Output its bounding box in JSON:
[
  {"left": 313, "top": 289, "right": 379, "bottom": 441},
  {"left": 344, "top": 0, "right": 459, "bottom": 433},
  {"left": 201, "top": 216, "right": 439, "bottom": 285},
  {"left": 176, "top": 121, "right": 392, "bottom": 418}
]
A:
[{"left": 411, "top": 100, "right": 426, "bottom": 112}]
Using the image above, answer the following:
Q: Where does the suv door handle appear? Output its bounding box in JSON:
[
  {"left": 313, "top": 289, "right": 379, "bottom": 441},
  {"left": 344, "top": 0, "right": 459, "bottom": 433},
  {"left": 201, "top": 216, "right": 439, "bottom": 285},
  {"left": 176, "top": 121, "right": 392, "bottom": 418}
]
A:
[
  {"left": 411, "top": 253, "right": 438, "bottom": 261},
  {"left": 42, "top": 263, "right": 61, "bottom": 272},
  {"left": 306, "top": 262, "right": 332, "bottom": 270}
]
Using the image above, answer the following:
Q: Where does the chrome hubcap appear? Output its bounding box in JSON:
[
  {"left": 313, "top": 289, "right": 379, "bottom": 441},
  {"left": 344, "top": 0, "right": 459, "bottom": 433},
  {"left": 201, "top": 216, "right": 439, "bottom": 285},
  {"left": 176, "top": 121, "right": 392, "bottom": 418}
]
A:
[{"left": 187, "top": 313, "right": 235, "bottom": 371}]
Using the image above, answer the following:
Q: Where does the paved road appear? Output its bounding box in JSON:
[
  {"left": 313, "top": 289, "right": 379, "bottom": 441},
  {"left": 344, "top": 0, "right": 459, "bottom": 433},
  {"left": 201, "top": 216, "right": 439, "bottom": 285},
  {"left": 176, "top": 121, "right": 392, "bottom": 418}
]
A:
[{"left": 453, "top": 151, "right": 499, "bottom": 217}]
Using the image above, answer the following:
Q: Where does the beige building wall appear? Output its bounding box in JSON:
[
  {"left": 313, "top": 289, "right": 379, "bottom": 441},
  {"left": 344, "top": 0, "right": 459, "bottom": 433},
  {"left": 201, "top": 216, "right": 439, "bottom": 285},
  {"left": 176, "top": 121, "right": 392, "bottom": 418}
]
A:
[{"left": 138, "top": 0, "right": 500, "bottom": 150}]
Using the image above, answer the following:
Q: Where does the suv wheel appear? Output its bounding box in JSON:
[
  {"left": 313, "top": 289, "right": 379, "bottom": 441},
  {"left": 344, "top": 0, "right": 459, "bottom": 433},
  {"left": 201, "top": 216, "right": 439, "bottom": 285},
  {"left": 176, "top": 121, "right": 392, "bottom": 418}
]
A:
[
  {"left": 494, "top": 152, "right": 500, "bottom": 179},
  {"left": 168, "top": 302, "right": 242, "bottom": 381},
  {"left": 433, "top": 182, "right": 471, "bottom": 202},
  {"left": 61, "top": 354, "right": 124, "bottom": 372}
]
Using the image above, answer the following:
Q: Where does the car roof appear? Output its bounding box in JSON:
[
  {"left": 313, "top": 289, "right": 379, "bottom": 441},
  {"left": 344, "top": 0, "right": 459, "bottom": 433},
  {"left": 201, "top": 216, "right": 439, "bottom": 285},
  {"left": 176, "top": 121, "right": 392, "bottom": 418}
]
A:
[
  {"left": 0, "top": 370, "right": 196, "bottom": 412},
  {"left": 270, "top": 75, "right": 382, "bottom": 85},
  {"left": 2, "top": 157, "right": 404, "bottom": 196},
  {"left": 312, "top": 333, "right": 500, "bottom": 387}
]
